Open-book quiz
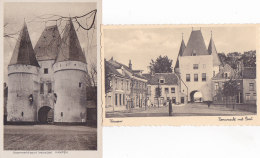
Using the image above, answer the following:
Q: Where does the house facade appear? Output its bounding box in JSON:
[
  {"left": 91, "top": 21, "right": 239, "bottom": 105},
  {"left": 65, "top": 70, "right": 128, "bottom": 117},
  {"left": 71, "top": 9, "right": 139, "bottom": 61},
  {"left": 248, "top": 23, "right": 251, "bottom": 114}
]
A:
[
  {"left": 212, "top": 63, "right": 243, "bottom": 104},
  {"left": 242, "top": 67, "right": 256, "bottom": 104},
  {"left": 105, "top": 59, "right": 148, "bottom": 111},
  {"left": 143, "top": 73, "right": 187, "bottom": 106}
]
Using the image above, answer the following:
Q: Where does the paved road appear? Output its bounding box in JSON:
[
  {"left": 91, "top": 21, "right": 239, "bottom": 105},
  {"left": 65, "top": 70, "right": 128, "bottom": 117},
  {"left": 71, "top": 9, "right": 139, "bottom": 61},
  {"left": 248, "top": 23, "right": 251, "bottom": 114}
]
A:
[
  {"left": 4, "top": 125, "right": 97, "bottom": 150},
  {"left": 106, "top": 103, "right": 256, "bottom": 118}
]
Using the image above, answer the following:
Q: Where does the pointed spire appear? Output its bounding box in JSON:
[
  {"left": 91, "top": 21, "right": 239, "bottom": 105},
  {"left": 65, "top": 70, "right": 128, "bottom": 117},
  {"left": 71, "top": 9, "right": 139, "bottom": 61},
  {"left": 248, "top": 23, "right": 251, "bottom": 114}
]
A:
[
  {"left": 55, "top": 19, "right": 86, "bottom": 63},
  {"left": 34, "top": 25, "right": 61, "bottom": 61},
  {"left": 174, "top": 35, "right": 186, "bottom": 70},
  {"left": 182, "top": 30, "right": 208, "bottom": 56},
  {"left": 208, "top": 32, "right": 221, "bottom": 66},
  {"left": 9, "top": 22, "right": 39, "bottom": 67}
]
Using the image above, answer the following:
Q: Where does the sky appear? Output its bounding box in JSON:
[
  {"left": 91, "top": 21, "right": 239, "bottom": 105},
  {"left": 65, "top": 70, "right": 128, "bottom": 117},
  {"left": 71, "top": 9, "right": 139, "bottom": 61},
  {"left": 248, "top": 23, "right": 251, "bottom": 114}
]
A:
[
  {"left": 104, "top": 26, "right": 256, "bottom": 73},
  {"left": 4, "top": 2, "right": 97, "bottom": 82}
]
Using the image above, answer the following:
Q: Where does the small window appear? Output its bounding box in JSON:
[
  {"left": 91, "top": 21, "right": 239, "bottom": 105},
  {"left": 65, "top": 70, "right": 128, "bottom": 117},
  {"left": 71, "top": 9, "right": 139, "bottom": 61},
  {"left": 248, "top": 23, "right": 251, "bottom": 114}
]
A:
[
  {"left": 40, "top": 83, "right": 44, "bottom": 94},
  {"left": 181, "top": 97, "right": 184, "bottom": 103},
  {"left": 47, "top": 83, "right": 52, "bottom": 93},
  {"left": 249, "top": 83, "right": 254, "bottom": 91},
  {"left": 165, "top": 88, "right": 169, "bottom": 94},
  {"left": 171, "top": 87, "right": 175, "bottom": 93},
  {"left": 44, "top": 68, "right": 48, "bottom": 74},
  {"left": 119, "top": 94, "right": 122, "bottom": 106},
  {"left": 202, "top": 73, "right": 206, "bottom": 81},
  {"left": 159, "top": 79, "right": 164, "bottom": 84},
  {"left": 186, "top": 74, "right": 190, "bottom": 82},
  {"left": 215, "top": 82, "right": 219, "bottom": 90},
  {"left": 21, "top": 112, "right": 24, "bottom": 117},
  {"left": 115, "top": 94, "right": 118, "bottom": 106},
  {"left": 246, "top": 93, "right": 250, "bottom": 101},
  {"left": 194, "top": 74, "right": 198, "bottom": 82},
  {"left": 237, "top": 82, "right": 240, "bottom": 89},
  {"left": 213, "top": 71, "right": 215, "bottom": 77},
  {"left": 193, "top": 64, "right": 199, "bottom": 69},
  {"left": 61, "top": 112, "right": 63, "bottom": 117},
  {"left": 224, "top": 73, "right": 228, "bottom": 78},
  {"left": 79, "top": 82, "right": 82, "bottom": 88}
]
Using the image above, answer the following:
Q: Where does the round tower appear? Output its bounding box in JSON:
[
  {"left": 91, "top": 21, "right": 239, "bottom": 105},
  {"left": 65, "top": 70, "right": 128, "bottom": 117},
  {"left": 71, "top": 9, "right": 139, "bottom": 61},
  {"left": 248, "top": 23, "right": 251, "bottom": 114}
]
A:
[
  {"left": 53, "top": 20, "right": 88, "bottom": 123},
  {"left": 7, "top": 22, "right": 40, "bottom": 122}
]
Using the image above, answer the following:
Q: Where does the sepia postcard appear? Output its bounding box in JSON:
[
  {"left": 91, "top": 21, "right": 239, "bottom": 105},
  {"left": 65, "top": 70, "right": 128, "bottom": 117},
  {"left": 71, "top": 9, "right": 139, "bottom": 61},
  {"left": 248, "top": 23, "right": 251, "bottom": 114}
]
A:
[
  {"left": 1, "top": 1, "right": 102, "bottom": 158},
  {"left": 102, "top": 24, "right": 259, "bottom": 126}
]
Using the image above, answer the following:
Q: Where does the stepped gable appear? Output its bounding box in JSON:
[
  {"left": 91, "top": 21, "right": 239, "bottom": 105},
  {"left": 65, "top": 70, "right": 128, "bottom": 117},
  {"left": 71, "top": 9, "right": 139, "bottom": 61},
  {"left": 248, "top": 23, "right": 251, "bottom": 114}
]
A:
[
  {"left": 55, "top": 19, "right": 86, "bottom": 63},
  {"left": 182, "top": 30, "right": 209, "bottom": 56},
  {"left": 9, "top": 22, "right": 39, "bottom": 67},
  {"left": 208, "top": 37, "right": 221, "bottom": 66},
  {"left": 34, "top": 25, "right": 61, "bottom": 61},
  {"left": 174, "top": 39, "right": 186, "bottom": 69}
]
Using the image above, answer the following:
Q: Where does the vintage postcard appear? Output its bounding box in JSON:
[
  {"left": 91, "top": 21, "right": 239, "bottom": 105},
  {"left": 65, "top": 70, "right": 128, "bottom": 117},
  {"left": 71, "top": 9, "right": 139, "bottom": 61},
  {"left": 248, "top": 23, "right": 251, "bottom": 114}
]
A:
[
  {"left": 102, "top": 24, "right": 259, "bottom": 126},
  {"left": 1, "top": 1, "right": 101, "bottom": 158}
]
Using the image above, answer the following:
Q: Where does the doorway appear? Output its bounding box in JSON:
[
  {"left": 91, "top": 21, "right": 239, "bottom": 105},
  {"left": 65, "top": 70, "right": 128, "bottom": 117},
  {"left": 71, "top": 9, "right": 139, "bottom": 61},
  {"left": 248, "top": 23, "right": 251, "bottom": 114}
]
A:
[{"left": 38, "top": 106, "right": 53, "bottom": 123}]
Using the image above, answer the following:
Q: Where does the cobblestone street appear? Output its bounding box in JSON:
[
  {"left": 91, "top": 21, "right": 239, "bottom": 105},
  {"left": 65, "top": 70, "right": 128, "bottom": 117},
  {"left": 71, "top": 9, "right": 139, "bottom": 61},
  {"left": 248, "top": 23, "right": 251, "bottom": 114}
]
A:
[
  {"left": 106, "top": 103, "right": 256, "bottom": 117},
  {"left": 4, "top": 125, "right": 97, "bottom": 150}
]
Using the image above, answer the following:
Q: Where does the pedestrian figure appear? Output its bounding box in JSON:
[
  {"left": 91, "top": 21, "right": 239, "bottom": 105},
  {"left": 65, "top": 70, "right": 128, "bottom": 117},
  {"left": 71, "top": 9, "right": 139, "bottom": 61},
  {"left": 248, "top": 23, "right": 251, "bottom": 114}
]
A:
[
  {"left": 169, "top": 100, "right": 173, "bottom": 116},
  {"left": 207, "top": 101, "right": 211, "bottom": 108}
]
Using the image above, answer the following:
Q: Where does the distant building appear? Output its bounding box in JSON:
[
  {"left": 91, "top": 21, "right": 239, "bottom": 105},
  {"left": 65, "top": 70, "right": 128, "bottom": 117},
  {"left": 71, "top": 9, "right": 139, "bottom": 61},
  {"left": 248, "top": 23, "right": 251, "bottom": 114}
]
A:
[
  {"left": 174, "top": 30, "right": 221, "bottom": 102},
  {"left": 105, "top": 59, "right": 148, "bottom": 111},
  {"left": 242, "top": 67, "right": 256, "bottom": 104},
  {"left": 212, "top": 63, "right": 243, "bottom": 104},
  {"left": 6, "top": 20, "right": 91, "bottom": 124},
  {"left": 143, "top": 73, "right": 187, "bottom": 106}
]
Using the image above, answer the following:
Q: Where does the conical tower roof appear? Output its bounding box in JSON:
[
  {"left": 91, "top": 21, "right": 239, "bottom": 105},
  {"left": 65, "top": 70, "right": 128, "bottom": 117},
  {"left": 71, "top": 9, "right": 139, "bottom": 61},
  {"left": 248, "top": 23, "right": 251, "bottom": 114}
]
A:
[
  {"left": 174, "top": 39, "right": 186, "bottom": 69},
  {"left": 34, "top": 25, "right": 61, "bottom": 61},
  {"left": 9, "top": 22, "right": 39, "bottom": 67},
  {"left": 182, "top": 30, "right": 209, "bottom": 56},
  {"left": 55, "top": 19, "right": 86, "bottom": 63},
  {"left": 208, "top": 36, "right": 221, "bottom": 66}
]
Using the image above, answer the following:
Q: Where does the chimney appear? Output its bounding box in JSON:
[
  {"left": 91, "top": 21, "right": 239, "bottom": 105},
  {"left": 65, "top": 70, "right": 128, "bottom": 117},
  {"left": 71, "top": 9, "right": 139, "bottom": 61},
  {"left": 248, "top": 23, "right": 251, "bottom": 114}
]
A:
[{"left": 129, "top": 60, "right": 132, "bottom": 70}]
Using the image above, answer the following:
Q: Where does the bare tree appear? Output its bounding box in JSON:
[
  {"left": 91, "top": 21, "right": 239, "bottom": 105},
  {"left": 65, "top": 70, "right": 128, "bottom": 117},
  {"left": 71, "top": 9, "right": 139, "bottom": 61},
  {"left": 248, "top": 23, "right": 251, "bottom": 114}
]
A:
[{"left": 4, "top": 9, "right": 97, "bottom": 38}]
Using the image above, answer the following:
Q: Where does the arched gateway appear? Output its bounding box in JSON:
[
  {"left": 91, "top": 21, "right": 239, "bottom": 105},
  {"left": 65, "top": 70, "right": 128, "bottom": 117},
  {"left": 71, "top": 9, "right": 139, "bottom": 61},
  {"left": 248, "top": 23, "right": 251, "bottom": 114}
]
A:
[
  {"left": 38, "top": 106, "right": 53, "bottom": 123},
  {"left": 190, "top": 90, "right": 203, "bottom": 102}
]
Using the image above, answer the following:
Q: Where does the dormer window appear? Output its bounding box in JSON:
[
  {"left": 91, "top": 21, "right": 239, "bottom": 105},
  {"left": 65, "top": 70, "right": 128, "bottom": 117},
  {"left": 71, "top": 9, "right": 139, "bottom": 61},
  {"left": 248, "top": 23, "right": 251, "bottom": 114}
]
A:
[
  {"left": 224, "top": 73, "right": 228, "bottom": 78},
  {"left": 192, "top": 50, "right": 196, "bottom": 56},
  {"left": 159, "top": 79, "right": 165, "bottom": 84}
]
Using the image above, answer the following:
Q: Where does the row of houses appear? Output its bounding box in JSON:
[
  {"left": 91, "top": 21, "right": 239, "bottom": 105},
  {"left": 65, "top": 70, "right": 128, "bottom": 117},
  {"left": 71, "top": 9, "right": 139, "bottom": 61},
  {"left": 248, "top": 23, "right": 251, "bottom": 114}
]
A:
[{"left": 105, "top": 29, "right": 256, "bottom": 112}]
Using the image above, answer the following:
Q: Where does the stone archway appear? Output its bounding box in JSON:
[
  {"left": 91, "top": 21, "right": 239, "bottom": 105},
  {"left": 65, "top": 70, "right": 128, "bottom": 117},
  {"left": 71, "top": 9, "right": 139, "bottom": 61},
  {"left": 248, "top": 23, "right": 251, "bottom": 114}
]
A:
[
  {"left": 190, "top": 90, "right": 203, "bottom": 102},
  {"left": 38, "top": 106, "right": 53, "bottom": 123}
]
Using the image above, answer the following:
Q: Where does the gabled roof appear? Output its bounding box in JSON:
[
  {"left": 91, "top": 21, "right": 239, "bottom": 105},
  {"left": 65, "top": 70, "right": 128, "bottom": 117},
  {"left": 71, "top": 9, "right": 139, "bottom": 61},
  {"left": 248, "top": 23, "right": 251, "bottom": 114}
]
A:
[
  {"left": 242, "top": 67, "right": 256, "bottom": 79},
  {"left": 9, "top": 22, "right": 39, "bottom": 67},
  {"left": 212, "top": 63, "right": 241, "bottom": 80},
  {"left": 182, "top": 30, "right": 209, "bottom": 56},
  {"left": 105, "top": 60, "right": 131, "bottom": 79},
  {"left": 208, "top": 37, "right": 221, "bottom": 66},
  {"left": 106, "top": 59, "right": 147, "bottom": 80},
  {"left": 143, "top": 73, "right": 179, "bottom": 85},
  {"left": 34, "top": 25, "right": 61, "bottom": 61},
  {"left": 174, "top": 39, "right": 186, "bottom": 69},
  {"left": 55, "top": 20, "right": 86, "bottom": 63}
]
